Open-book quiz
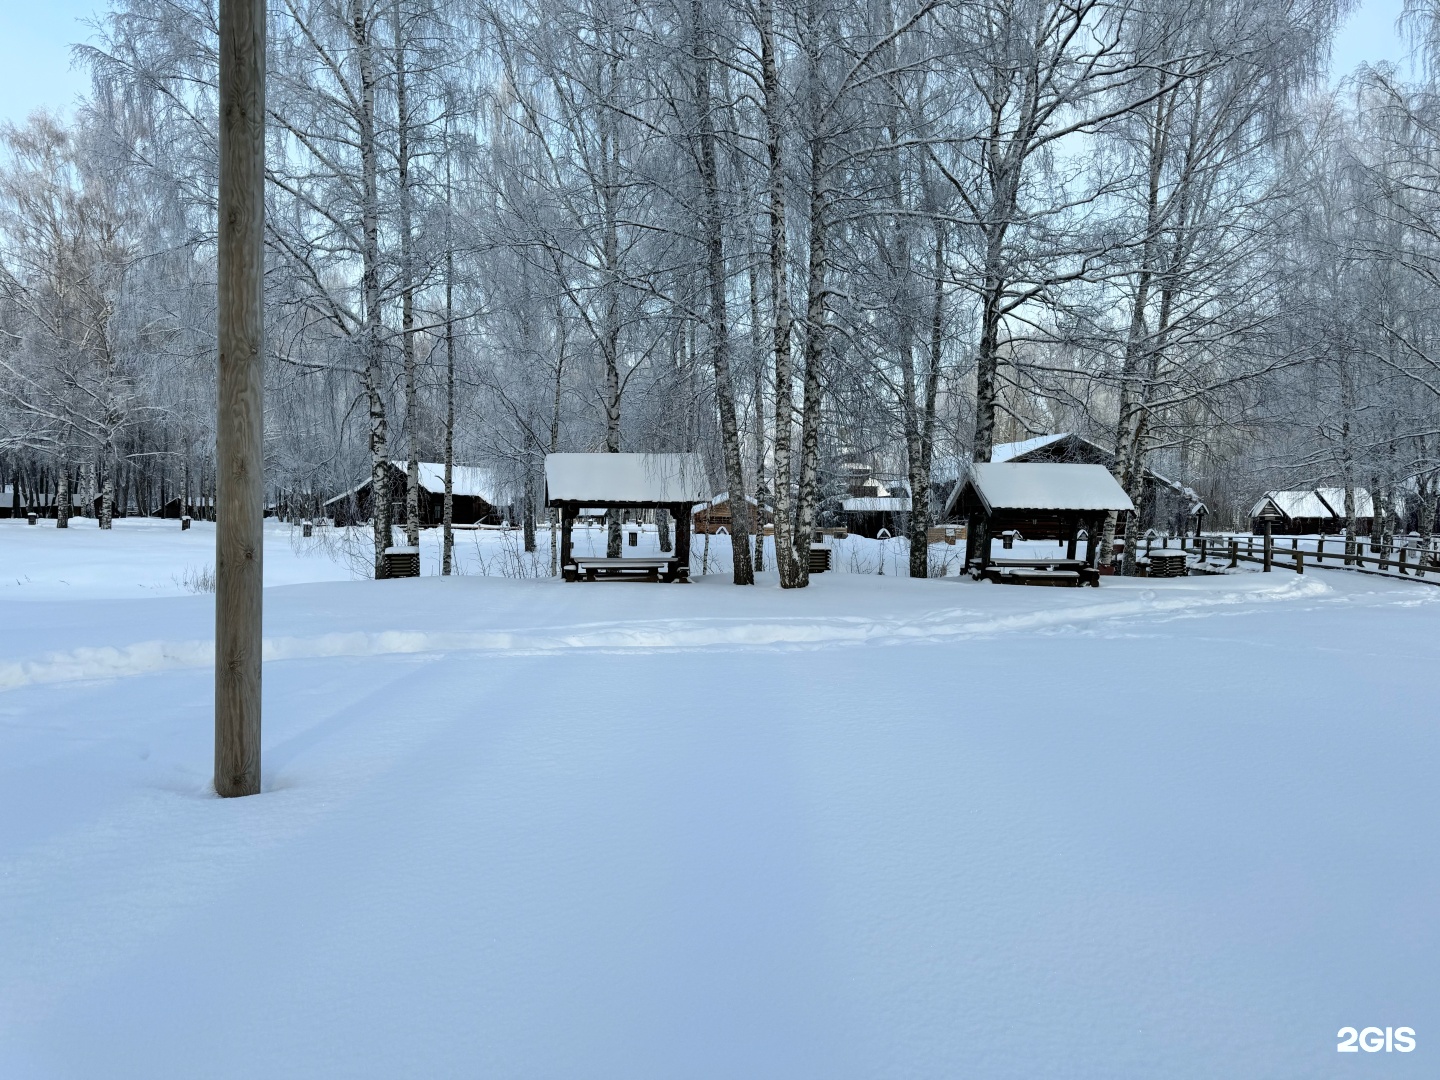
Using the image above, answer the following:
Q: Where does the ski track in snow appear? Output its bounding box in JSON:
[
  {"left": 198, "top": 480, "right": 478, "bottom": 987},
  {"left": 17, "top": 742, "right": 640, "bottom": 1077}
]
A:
[{"left": 0, "top": 576, "right": 1337, "bottom": 692}]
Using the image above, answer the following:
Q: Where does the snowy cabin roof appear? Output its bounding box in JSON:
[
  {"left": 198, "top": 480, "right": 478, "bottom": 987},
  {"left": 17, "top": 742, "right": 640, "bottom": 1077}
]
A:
[
  {"left": 841, "top": 496, "right": 913, "bottom": 513},
  {"left": 1314, "top": 487, "right": 1375, "bottom": 518},
  {"left": 693, "top": 491, "right": 761, "bottom": 511},
  {"left": 1250, "top": 489, "right": 1374, "bottom": 521},
  {"left": 545, "top": 453, "right": 709, "bottom": 506},
  {"left": 962, "top": 463, "right": 1134, "bottom": 514},
  {"left": 1251, "top": 491, "right": 1332, "bottom": 521},
  {"left": 409, "top": 462, "right": 499, "bottom": 500},
  {"left": 990, "top": 432, "right": 1075, "bottom": 462},
  {"left": 323, "top": 461, "right": 500, "bottom": 506}
]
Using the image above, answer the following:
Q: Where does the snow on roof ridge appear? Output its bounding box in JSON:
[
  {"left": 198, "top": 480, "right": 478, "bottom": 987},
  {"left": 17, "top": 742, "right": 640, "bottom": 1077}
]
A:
[{"left": 989, "top": 432, "right": 1072, "bottom": 462}]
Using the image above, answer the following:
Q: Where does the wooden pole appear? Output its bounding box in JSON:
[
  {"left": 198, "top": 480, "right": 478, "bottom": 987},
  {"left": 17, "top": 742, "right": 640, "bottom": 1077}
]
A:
[{"left": 214, "top": 0, "right": 266, "bottom": 798}]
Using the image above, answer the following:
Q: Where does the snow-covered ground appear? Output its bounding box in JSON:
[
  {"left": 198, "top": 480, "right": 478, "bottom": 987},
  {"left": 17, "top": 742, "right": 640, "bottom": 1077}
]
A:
[{"left": 2, "top": 517, "right": 1436, "bottom": 1077}]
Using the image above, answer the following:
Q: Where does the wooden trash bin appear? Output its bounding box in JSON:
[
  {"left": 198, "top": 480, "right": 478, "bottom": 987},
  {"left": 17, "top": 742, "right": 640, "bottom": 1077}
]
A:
[
  {"left": 380, "top": 546, "right": 420, "bottom": 578},
  {"left": 26, "top": 512, "right": 38, "bottom": 525},
  {"left": 808, "top": 543, "right": 832, "bottom": 574},
  {"left": 181, "top": 516, "right": 192, "bottom": 531},
  {"left": 1147, "top": 550, "right": 1188, "bottom": 578}
]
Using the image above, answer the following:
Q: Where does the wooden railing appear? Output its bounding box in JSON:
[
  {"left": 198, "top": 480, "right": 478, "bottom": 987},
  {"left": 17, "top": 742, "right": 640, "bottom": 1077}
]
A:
[{"left": 1163, "top": 534, "right": 1440, "bottom": 584}]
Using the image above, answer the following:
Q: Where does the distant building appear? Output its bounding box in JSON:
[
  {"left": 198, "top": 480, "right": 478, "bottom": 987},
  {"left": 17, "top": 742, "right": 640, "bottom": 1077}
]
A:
[
  {"left": 831, "top": 461, "right": 913, "bottom": 537},
  {"left": 0, "top": 487, "right": 87, "bottom": 518},
  {"left": 692, "top": 492, "right": 771, "bottom": 535},
  {"left": 1249, "top": 489, "right": 1374, "bottom": 535},
  {"left": 324, "top": 462, "right": 506, "bottom": 527},
  {"left": 942, "top": 433, "right": 1206, "bottom": 535}
]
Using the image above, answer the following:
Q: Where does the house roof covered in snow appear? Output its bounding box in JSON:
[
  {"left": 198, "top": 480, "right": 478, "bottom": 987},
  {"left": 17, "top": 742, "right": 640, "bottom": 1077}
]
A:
[
  {"left": 1314, "top": 487, "right": 1374, "bottom": 518},
  {"left": 990, "top": 432, "right": 1077, "bottom": 463},
  {"left": 1250, "top": 488, "right": 1374, "bottom": 521},
  {"left": 1251, "top": 491, "right": 1333, "bottom": 521},
  {"left": 409, "top": 462, "right": 499, "bottom": 500},
  {"left": 545, "top": 453, "right": 709, "bottom": 506},
  {"left": 961, "top": 463, "right": 1134, "bottom": 514},
  {"left": 323, "top": 462, "right": 501, "bottom": 506},
  {"left": 841, "top": 496, "right": 913, "bottom": 513}
]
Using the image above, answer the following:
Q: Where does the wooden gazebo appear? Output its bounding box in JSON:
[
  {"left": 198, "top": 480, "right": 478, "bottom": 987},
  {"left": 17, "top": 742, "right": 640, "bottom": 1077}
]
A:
[
  {"left": 948, "top": 463, "right": 1134, "bottom": 586},
  {"left": 545, "top": 453, "right": 709, "bottom": 581}
]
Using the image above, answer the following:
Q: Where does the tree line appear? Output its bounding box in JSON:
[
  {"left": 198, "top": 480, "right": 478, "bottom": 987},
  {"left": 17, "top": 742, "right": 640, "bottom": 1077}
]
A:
[{"left": 3, "top": 0, "right": 1439, "bottom": 581}]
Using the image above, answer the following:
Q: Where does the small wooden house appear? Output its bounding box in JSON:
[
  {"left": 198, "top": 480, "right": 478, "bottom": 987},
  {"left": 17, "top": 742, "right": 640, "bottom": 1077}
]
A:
[
  {"left": 692, "top": 492, "right": 771, "bottom": 535},
  {"left": 324, "top": 461, "right": 505, "bottom": 527},
  {"left": 841, "top": 495, "right": 913, "bottom": 538},
  {"left": 1249, "top": 489, "right": 1374, "bottom": 535}
]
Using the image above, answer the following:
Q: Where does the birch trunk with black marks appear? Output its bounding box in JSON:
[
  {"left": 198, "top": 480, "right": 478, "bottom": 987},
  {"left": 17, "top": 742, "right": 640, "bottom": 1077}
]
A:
[
  {"left": 791, "top": 121, "right": 827, "bottom": 589},
  {"left": 759, "top": 0, "right": 797, "bottom": 587},
  {"left": 81, "top": 456, "right": 96, "bottom": 519},
  {"left": 601, "top": 60, "right": 623, "bottom": 559},
  {"left": 395, "top": 3, "right": 420, "bottom": 549},
  {"left": 692, "top": 1, "right": 752, "bottom": 585},
  {"left": 442, "top": 145, "right": 456, "bottom": 576},
  {"left": 56, "top": 463, "right": 70, "bottom": 528},
  {"left": 353, "top": 0, "right": 389, "bottom": 576},
  {"left": 99, "top": 446, "right": 114, "bottom": 529},
  {"left": 750, "top": 261, "right": 767, "bottom": 573},
  {"left": 908, "top": 223, "right": 945, "bottom": 578},
  {"left": 548, "top": 296, "right": 567, "bottom": 575}
]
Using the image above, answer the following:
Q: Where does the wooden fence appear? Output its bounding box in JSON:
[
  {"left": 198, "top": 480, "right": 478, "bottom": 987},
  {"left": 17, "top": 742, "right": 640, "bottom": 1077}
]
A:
[{"left": 1171, "top": 533, "right": 1440, "bottom": 584}]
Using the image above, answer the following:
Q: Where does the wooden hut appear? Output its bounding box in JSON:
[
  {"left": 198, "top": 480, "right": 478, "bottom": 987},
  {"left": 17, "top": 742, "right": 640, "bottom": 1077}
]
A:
[
  {"left": 978, "top": 432, "right": 1204, "bottom": 535},
  {"left": 324, "top": 461, "right": 504, "bottom": 527},
  {"left": 1249, "top": 489, "right": 1374, "bottom": 535},
  {"left": 692, "top": 492, "right": 771, "bottom": 535},
  {"left": 840, "top": 495, "right": 912, "bottom": 538},
  {"left": 545, "top": 453, "right": 709, "bottom": 581},
  {"left": 949, "top": 463, "right": 1134, "bottom": 586}
]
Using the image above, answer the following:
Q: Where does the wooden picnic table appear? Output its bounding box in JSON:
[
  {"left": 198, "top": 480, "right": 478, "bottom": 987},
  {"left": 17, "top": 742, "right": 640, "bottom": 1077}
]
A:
[
  {"left": 971, "top": 555, "right": 1099, "bottom": 587},
  {"left": 566, "top": 556, "right": 688, "bottom": 583}
]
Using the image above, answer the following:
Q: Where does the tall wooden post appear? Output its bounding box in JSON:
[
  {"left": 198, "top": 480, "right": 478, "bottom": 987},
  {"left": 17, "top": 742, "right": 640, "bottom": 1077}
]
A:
[{"left": 215, "top": 0, "right": 267, "bottom": 798}]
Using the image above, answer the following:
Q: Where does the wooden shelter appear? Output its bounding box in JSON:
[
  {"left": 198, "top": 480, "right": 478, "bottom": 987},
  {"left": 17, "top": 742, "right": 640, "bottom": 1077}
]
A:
[
  {"left": 545, "top": 453, "right": 709, "bottom": 581},
  {"left": 951, "top": 463, "right": 1134, "bottom": 586},
  {"left": 1249, "top": 489, "right": 1374, "bottom": 535},
  {"left": 692, "top": 492, "right": 771, "bottom": 535},
  {"left": 324, "top": 461, "right": 504, "bottom": 527},
  {"left": 962, "top": 432, "right": 1206, "bottom": 536},
  {"left": 841, "top": 494, "right": 912, "bottom": 538}
]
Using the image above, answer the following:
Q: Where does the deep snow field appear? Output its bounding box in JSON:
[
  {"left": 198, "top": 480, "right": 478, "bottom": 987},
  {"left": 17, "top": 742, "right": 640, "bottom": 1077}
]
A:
[{"left": 1, "top": 518, "right": 1436, "bottom": 1078}]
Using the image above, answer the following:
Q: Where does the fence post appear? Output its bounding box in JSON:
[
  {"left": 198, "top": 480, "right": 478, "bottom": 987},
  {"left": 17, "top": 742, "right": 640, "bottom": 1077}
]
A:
[
  {"left": 1229, "top": 539, "right": 1238, "bottom": 568},
  {"left": 1263, "top": 523, "right": 1273, "bottom": 572},
  {"left": 1399, "top": 545, "right": 1408, "bottom": 576},
  {"left": 1316, "top": 535, "right": 1324, "bottom": 562},
  {"left": 1295, "top": 549, "right": 1303, "bottom": 575}
]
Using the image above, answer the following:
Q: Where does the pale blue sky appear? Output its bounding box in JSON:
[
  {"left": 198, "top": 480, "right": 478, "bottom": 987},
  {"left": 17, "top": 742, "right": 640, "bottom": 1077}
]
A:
[
  {"left": 0, "top": 0, "right": 1423, "bottom": 132},
  {"left": 0, "top": 0, "right": 105, "bottom": 131}
]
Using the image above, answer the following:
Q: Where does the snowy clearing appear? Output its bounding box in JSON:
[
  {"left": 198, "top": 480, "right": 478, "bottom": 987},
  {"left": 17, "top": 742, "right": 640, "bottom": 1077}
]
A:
[{"left": 1, "top": 519, "right": 1437, "bottom": 1078}]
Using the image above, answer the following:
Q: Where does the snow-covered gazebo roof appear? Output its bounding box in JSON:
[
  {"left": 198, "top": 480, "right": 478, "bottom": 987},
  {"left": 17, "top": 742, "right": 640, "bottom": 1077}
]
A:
[
  {"left": 545, "top": 453, "right": 709, "bottom": 507},
  {"left": 960, "top": 463, "right": 1134, "bottom": 514}
]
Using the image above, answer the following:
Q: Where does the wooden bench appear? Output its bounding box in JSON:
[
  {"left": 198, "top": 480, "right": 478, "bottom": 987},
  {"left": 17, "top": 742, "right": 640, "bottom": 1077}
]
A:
[
  {"left": 566, "top": 556, "right": 687, "bottom": 582},
  {"left": 973, "top": 557, "right": 1099, "bottom": 587}
]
